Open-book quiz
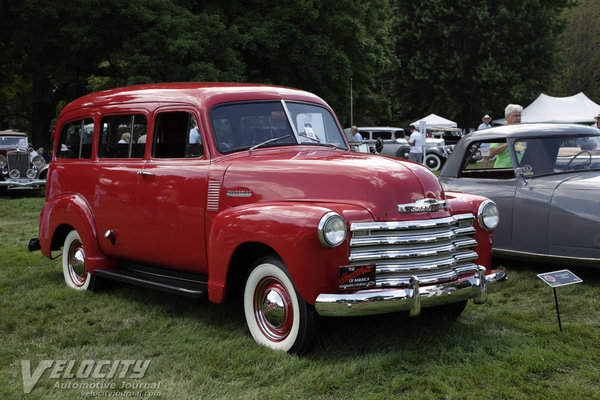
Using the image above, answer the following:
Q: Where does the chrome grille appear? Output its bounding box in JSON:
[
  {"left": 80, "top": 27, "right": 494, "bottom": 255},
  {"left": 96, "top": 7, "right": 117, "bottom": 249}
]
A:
[
  {"left": 7, "top": 150, "right": 29, "bottom": 176},
  {"left": 349, "top": 214, "right": 479, "bottom": 288}
]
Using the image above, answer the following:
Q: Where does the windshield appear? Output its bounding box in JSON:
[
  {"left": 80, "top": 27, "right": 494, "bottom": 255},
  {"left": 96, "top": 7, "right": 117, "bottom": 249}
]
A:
[
  {"left": 512, "top": 135, "right": 600, "bottom": 177},
  {"left": 0, "top": 136, "right": 27, "bottom": 147},
  {"left": 210, "top": 101, "right": 347, "bottom": 153}
]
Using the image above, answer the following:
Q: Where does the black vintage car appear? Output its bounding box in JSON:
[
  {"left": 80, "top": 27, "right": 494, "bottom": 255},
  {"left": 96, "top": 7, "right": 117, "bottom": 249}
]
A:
[{"left": 0, "top": 131, "right": 47, "bottom": 190}]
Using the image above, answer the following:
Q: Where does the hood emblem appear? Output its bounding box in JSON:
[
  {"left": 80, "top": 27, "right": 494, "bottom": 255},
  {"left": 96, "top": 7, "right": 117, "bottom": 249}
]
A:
[
  {"left": 398, "top": 198, "right": 447, "bottom": 213},
  {"left": 226, "top": 189, "right": 252, "bottom": 198}
]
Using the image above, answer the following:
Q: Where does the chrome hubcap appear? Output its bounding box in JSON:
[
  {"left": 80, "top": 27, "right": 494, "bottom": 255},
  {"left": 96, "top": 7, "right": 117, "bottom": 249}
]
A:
[
  {"left": 254, "top": 277, "right": 293, "bottom": 342},
  {"left": 68, "top": 240, "right": 87, "bottom": 286},
  {"left": 263, "top": 289, "right": 286, "bottom": 327}
]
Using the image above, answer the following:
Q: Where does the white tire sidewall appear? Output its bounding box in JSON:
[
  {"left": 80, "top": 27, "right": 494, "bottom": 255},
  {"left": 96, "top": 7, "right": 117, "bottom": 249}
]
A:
[
  {"left": 425, "top": 154, "right": 442, "bottom": 170},
  {"left": 62, "top": 230, "right": 91, "bottom": 291},
  {"left": 244, "top": 261, "right": 300, "bottom": 352}
]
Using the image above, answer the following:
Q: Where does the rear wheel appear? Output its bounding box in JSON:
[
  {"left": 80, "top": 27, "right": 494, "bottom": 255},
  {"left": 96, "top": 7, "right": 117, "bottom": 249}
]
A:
[
  {"left": 62, "top": 230, "right": 92, "bottom": 290},
  {"left": 243, "top": 257, "right": 318, "bottom": 353}
]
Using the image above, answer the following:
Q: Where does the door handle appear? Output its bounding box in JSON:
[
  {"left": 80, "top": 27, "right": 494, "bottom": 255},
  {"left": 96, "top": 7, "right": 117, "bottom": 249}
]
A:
[{"left": 137, "top": 171, "right": 154, "bottom": 177}]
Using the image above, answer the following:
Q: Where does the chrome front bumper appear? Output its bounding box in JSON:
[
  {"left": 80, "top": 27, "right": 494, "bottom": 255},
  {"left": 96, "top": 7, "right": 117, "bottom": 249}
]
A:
[
  {"left": 0, "top": 178, "right": 46, "bottom": 188},
  {"left": 315, "top": 267, "right": 507, "bottom": 317}
]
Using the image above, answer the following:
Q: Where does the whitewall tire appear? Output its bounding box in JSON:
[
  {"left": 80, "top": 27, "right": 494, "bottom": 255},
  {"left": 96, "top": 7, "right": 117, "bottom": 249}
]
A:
[
  {"left": 62, "top": 230, "right": 92, "bottom": 290},
  {"left": 243, "top": 257, "right": 317, "bottom": 353}
]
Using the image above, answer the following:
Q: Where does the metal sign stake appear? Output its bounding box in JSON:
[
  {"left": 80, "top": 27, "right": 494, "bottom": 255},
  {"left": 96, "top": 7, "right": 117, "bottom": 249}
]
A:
[
  {"left": 553, "top": 287, "right": 562, "bottom": 331},
  {"left": 537, "top": 269, "right": 582, "bottom": 332}
]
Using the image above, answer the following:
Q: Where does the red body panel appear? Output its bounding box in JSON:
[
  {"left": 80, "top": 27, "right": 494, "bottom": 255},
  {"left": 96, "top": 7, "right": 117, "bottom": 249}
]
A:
[{"left": 39, "top": 83, "right": 495, "bottom": 306}]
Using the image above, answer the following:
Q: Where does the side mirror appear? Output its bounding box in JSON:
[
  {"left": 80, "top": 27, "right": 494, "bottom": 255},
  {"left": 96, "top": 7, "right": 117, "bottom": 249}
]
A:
[{"left": 514, "top": 167, "right": 529, "bottom": 185}]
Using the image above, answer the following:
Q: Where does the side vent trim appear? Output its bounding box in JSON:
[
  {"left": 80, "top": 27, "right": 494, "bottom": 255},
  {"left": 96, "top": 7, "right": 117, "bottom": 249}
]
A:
[{"left": 207, "top": 180, "right": 221, "bottom": 211}]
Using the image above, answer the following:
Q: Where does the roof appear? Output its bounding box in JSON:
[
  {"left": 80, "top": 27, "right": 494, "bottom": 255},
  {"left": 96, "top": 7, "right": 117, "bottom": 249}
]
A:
[
  {"left": 464, "top": 123, "right": 599, "bottom": 141},
  {"left": 411, "top": 114, "right": 457, "bottom": 128},
  {"left": 0, "top": 130, "right": 27, "bottom": 137},
  {"left": 440, "top": 123, "right": 600, "bottom": 176},
  {"left": 62, "top": 82, "right": 325, "bottom": 112}
]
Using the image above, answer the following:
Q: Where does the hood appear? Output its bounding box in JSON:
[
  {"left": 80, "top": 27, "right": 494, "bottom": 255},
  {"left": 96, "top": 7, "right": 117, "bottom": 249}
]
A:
[{"left": 221, "top": 148, "right": 446, "bottom": 221}]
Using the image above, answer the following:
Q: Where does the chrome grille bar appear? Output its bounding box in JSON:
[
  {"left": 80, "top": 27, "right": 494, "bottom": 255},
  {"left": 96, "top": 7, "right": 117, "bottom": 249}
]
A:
[
  {"left": 7, "top": 151, "right": 29, "bottom": 175},
  {"left": 349, "top": 214, "right": 479, "bottom": 288}
]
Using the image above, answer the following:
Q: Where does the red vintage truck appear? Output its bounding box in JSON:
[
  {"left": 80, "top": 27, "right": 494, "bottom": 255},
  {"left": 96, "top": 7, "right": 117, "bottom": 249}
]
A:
[{"left": 30, "top": 83, "right": 505, "bottom": 353}]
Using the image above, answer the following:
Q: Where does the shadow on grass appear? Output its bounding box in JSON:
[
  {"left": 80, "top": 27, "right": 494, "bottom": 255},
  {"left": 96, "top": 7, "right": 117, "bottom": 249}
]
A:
[
  {"left": 0, "top": 188, "right": 45, "bottom": 198},
  {"left": 87, "top": 278, "right": 498, "bottom": 359}
]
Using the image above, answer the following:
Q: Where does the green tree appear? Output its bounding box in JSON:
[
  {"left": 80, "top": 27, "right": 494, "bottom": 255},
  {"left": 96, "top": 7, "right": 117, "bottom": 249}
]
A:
[
  {"left": 390, "top": 0, "right": 570, "bottom": 128},
  {"left": 212, "top": 0, "right": 393, "bottom": 127},
  {"left": 1, "top": 0, "right": 391, "bottom": 145},
  {"left": 0, "top": 0, "right": 243, "bottom": 147},
  {"left": 554, "top": 0, "right": 600, "bottom": 102}
]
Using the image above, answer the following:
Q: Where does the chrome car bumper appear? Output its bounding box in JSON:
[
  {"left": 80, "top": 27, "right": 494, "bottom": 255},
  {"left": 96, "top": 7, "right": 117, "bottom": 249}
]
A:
[
  {"left": 0, "top": 178, "right": 46, "bottom": 188},
  {"left": 315, "top": 267, "right": 507, "bottom": 317}
]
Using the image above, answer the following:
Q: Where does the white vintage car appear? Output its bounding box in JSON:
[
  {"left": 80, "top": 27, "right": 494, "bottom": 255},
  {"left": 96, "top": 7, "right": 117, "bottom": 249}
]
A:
[{"left": 345, "top": 126, "right": 451, "bottom": 170}]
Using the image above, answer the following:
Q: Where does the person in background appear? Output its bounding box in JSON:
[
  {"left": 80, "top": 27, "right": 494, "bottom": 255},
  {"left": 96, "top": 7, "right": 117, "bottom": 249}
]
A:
[
  {"left": 28, "top": 144, "right": 39, "bottom": 162},
  {"left": 593, "top": 113, "right": 600, "bottom": 129},
  {"left": 478, "top": 114, "right": 492, "bottom": 130},
  {"left": 118, "top": 132, "right": 130, "bottom": 144},
  {"left": 189, "top": 121, "right": 202, "bottom": 144},
  {"left": 405, "top": 125, "right": 423, "bottom": 163},
  {"left": 351, "top": 126, "right": 362, "bottom": 142},
  {"left": 490, "top": 104, "right": 522, "bottom": 168},
  {"left": 478, "top": 114, "right": 492, "bottom": 166}
]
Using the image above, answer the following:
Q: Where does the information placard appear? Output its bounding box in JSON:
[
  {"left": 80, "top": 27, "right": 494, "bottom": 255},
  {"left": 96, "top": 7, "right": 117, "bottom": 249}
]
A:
[{"left": 537, "top": 269, "right": 582, "bottom": 288}]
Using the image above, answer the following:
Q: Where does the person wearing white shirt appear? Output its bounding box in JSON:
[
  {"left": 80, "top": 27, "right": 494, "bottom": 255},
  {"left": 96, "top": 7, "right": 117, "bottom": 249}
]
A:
[{"left": 405, "top": 125, "right": 423, "bottom": 163}]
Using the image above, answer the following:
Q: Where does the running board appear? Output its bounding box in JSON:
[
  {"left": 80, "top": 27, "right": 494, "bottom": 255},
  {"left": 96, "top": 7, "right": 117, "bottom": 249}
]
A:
[{"left": 94, "top": 263, "right": 208, "bottom": 298}]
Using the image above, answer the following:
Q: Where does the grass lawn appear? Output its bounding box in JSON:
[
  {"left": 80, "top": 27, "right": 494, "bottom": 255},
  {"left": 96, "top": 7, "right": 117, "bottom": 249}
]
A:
[{"left": 1, "top": 191, "right": 599, "bottom": 399}]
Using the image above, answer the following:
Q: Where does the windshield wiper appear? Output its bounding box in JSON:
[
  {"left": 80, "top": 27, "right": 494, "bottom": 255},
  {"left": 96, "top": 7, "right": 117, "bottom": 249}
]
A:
[{"left": 249, "top": 135, "right": 291, "bottom": 153}]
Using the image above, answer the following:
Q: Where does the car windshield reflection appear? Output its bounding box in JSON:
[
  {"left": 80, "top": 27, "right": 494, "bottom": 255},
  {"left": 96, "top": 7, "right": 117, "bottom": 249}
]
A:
[
  {"left": 513, "top": 135, "right": 600, "bottom": 177},
  {"left": 210, "top": 101, "right": 347, "bottom": 154}
]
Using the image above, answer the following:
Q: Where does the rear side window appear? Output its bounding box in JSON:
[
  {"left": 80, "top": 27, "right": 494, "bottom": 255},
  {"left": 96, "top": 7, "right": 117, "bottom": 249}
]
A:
[
  {"left": 373, "top": 131, "right": 392, "bottom": 140},
  {"left": 56, "top": 118, "right": 94, "bottom": 159},
  {"left": 99, "top": 114, "right": 148, "bottom": 158},
  {"left": 153, "top": 112, "right": 203, "bottom": 158}
]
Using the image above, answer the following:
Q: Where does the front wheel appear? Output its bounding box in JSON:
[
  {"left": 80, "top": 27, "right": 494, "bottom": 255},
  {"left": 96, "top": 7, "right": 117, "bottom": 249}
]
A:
[
  {"left": 243, "top": 257, "right": 318, "bottom": 353},
  {"left": 62, "top": 230, "right": 92, "bottom": 290},
  {"left": 424, "top": 153, "right": 443, "bottom": 171}
]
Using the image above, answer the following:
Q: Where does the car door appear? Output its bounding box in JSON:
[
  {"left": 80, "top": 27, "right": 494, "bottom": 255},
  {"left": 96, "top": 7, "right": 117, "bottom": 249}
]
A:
[
  {"left": 547, "top": 174, "right": 600, "bottom": 260},
  {"left": 93, "top": 112, "right": 149, "bottom": 259},
  {"left": 511, "top": 175, "right": 562, "bottom": 255},
  {"left": 439, "top": 140, "right": 517, "bottom": 251},
  {"left": 135, "top": 108, "right": 209, "bottom": 273}
]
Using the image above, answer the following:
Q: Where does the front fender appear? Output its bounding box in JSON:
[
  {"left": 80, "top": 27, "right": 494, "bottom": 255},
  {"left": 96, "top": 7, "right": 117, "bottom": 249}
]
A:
[
  {"left": 207, "top": 202, "right": 371, "bottom": 304},
  {"left": 39, "top": 193, "right": 115, "bottom": 271},
  {"left": 446, "top": 191, "right": 493, "bottom": 269}
]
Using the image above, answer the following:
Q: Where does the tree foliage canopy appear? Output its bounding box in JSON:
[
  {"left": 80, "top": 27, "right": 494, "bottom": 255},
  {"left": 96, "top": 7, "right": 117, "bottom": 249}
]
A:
[
  {"left": 0, "top": 0, "right": 588, "bottom": 147},
  {"left": 390, "top": 0, "right": 569, "bottom": 128}
]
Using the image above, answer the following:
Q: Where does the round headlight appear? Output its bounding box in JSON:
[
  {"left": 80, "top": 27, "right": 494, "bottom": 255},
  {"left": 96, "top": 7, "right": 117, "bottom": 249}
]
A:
[
  {"left": 478, "top": 200, "right": 499, "bottom": 231},
  {"left": 318, "top": 212, "right": 346, "bottom": 247},
  {"left": 26, "top": 169, "right": 37, "bottom": 179},
  {"left": 0, "top": 155, "right": 6, "bottom": 168},
  {"left": 32, "top": 155, "right": 45, "bottom": 169},
  {"left": 9, "top": 169, "right": 20, "bottom": 179}
]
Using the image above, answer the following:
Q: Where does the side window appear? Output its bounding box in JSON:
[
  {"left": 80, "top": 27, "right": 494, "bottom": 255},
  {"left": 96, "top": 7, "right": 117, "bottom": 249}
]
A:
[
  {"left": 459, "top": 141, "right": 515, "bottom": 179},
  {"left": 99, "top": 114, "right": 147, "bottom": 158},
  {"left": 153, "top": 112, "right": 203, "bottom": 158},
  {"left": 372, "top": 131, "right": 392, "bottom": 140},
  {"left": 56, "top": 118, "right": 94, "bottom": 159}
]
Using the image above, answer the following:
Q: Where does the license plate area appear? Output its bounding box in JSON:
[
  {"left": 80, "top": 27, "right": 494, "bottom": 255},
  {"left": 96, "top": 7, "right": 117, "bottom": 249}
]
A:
[{"left": 338, "top": 265, "right": 376, "bottom": 290}]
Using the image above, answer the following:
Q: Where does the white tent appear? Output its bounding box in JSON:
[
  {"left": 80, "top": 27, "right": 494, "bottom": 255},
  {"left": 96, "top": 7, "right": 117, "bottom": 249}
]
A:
[
  {"left": 411, "top": 113, "right": 457, "bottom": 128},
  {"left": 492, "top": 92, "right": 600, "bottom": 125}
]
